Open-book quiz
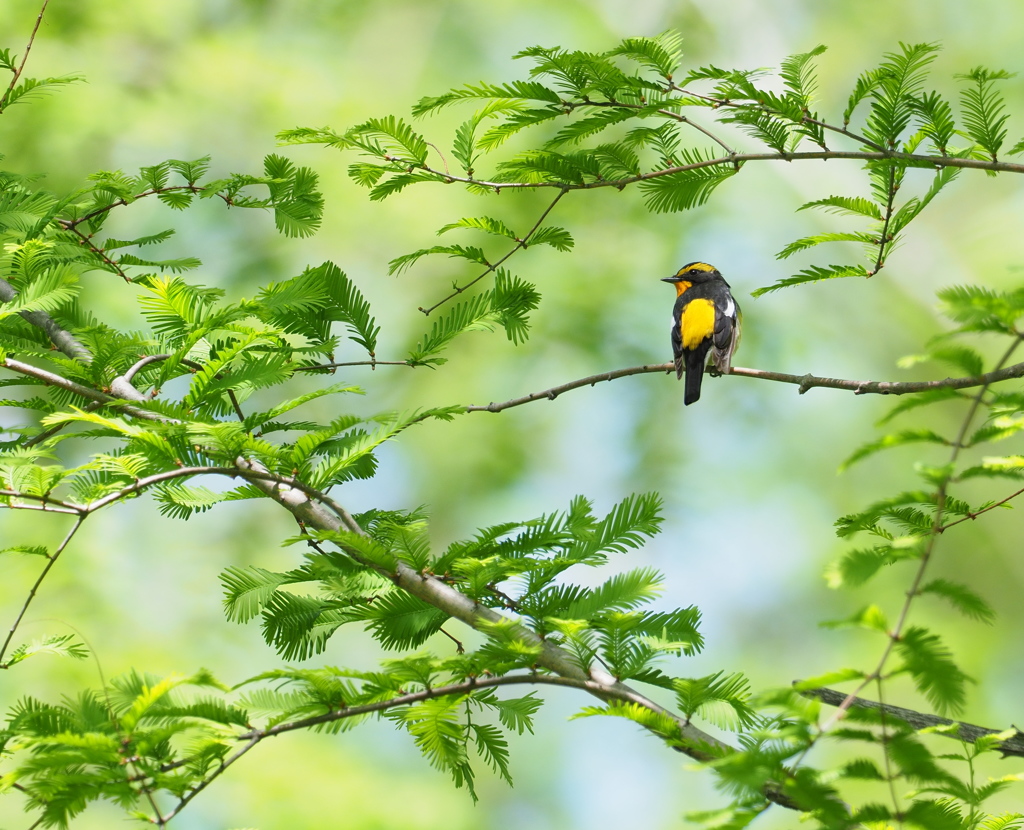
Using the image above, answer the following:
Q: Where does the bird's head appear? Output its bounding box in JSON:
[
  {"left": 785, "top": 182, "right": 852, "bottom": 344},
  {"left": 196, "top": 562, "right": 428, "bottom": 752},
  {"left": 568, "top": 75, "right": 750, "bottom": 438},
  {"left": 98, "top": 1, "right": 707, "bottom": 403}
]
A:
[{"left": 661, "top": 262, "right": 722, "bottom": 295}]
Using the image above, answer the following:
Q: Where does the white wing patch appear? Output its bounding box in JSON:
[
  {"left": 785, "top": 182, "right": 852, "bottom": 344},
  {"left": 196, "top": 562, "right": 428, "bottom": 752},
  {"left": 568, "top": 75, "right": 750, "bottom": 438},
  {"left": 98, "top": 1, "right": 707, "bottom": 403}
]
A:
[{"left": 723, "top": 298, "right": 735, "bottom": 317}]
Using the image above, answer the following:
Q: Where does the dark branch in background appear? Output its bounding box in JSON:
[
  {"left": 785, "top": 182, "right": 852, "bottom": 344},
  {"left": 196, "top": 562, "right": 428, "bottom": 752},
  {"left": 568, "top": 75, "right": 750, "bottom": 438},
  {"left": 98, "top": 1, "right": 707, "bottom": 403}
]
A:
[
  {"left": 419, "top": 187, "right": 568, "bottom": 315},
  {"left": 802, "top": 686, "right": 1024, "bottom": 758},
  {"left": 0, "top": 0, "right": 49, "bottom": 112},
  {"left": 466, "top": 360, "right": 1024, "bottom": 412}
]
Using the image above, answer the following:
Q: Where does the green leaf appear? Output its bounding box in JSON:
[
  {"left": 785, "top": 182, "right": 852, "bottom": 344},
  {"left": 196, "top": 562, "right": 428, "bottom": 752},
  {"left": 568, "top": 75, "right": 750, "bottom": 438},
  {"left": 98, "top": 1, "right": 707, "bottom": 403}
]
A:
[
  {"left": 957, "top": 67, "right": 1014, "bottom": 159},
  {"left": 263, "top": 155, "right": 324, "bottom": 238},
  {"left": 797, "top": 195, "right": 883, "bottom": 219},
  {"left": 894, "top": 626, "right": 970, "bottom": 715},
  {"left": 477, "top": 108, "right": 564, "bottom": 151},
  {"left": 348, "top": 115, "right": 429, "bottom": 165},
  {"left": 115, "top": 253, "right": 201, "bottom": 274},
  {"left": 492, "top": 269, "right": 541, "bottom": 345},
  {"left": 673, "top": 671, "right": 756, "bottom": 729},
  {"left": 545, "top": 108, "right": 635, "bottom": 147},
  {"left": 606, "top": 31, "right": 685, "bottom": 78},
  {"left": 558, "top": 567, "right": 663, "bottom": 620},
  {"left": 220, "top": 566, "right": 293, "bottom": 623},
  {"left": 898, "top": 344, "right": 985, "bottom": 377},
  {"left": 887, "top": 165, "right": 959, "bottom": 235},
  {"left": 528, "top": 226, "right": 574, "bottom": 251},
  {"left": 911, "top": 90, "right": 956, "bottom": 152},
  {"left": 437, "top": 216, "right": 517, "bottom": 240},
  {"left": 495, "top": 149, "right": 600, "bottom": 185},
  {"left": 938, "top": 284, "right": 1024, "bottom": 333},
  {"left": 820, "top": 604, "right": 889, "bottom": 632},
  {"left": 918, "top": 578, "right": 995, "bottom": 623},
  {"left": 472, "top": 722, "right": 512, "bottom": 784},
  {"left": 775, "top": 231, "right": 879, "bottom": 260},
  {"left": 5, "top": 634, "right": 89, "bottom": 667},
  {"left": 408, "top": 294, "right": 497, "bottom": 363},
  {"left": 390, "top": 697, "right": 475, "bottom": 797},
  {"left": 388, "top": 244, "right": 489, "bottom": 276},
  {"left": 752, "top": 263, "right": 870, "bottom": 297},
  {"left": 0, "top": 544, "right": 50, "bottom": 557},
  {"left": 903, "top": 798, "right": 963, "bottom": 830},
  {"left": 358, "top": 591, "right": 448, "bottom": 650},
  {"left": 825, "top": 545, "right": 902, "bottom": 588},
  {"left": 969, "top": 416, "right": 1024, "bottom": 447},
  {"left": 154, "top": 482, "right": 225, "bottom": 519},
  {"left": 876, "top": 388, "right": 963, "bottom": 426},
  {"left": 840, "top": 429, "right": 949, "bottom": 470},
  {"left": 791, "top": 668, "right": 866, "bottom": 690},
  {"left": 779, "top": 45, "right": 827, "bottom": 105},
  {"left": 412, "top": 80, "right": 562, "bottom": 116},
  {"left": 863, "top": 43, "right": 940, "bottom": 147},
  {"left": 638, "top": 157, "right": 737, "bottom": 214}
]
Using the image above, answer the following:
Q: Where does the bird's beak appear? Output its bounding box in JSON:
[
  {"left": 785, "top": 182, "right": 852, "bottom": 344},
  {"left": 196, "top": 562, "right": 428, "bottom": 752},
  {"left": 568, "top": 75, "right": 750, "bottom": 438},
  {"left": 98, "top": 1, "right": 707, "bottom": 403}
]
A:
[{"left": 661, "top": 276, "right": 679, "bottom": 283}]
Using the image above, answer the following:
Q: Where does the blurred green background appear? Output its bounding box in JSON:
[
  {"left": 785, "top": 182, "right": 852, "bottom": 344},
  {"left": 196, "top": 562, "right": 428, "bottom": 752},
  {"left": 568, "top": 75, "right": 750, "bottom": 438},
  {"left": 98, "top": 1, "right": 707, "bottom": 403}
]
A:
[{"left": 3, "top": 0, "right": 1024, "bottom": 827}]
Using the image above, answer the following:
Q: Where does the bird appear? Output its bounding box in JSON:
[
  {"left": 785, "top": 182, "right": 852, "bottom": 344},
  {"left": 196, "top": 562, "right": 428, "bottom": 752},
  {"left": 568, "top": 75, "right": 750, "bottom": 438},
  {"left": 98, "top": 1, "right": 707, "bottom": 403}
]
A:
[{"left": 661, "top": 262, "right": 741, "bottom": 406}]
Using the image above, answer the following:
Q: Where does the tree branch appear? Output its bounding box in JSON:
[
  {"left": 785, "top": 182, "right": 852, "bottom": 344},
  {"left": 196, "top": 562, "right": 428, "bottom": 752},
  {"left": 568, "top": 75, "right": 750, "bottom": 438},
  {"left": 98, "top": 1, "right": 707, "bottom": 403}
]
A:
[
  {"left": 466, "top": 360, "right": 1024, "bottom": 413},
  {"left": 2, "top": 356, "right": 159, "bottom": 416},
  {"left": 802, "top": 686, "right": 1024, "bottom": 757}
]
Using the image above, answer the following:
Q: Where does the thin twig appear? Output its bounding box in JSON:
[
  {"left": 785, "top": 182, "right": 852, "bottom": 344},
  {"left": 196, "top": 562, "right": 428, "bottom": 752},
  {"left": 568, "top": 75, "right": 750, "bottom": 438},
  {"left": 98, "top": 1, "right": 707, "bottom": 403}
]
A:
[
  {"left": 62, "top": 224, "right": 130, "bottom": 281},
  {"left": 872, "top": 163, "right": 898, "bottom": 275},
  {"left": 158, "top": 735, "right": 259, "bottom": 824},
  {"left": 939, "top": 485, "right": 1024, "bottom": 531},
  {"left": 0, "top": 0, "right": 50, "bottom": 112},
  {"left": 0, "top": 514, "right": 85, "bottom": 665},
  {"left": 419, "top": 188, "right": 569, "bottom": 315},
  {"left": 294, "top": 360, "right": 415, "bottom": 372},
  {"left": 437, "top": 626, "right": 465, "bottom": 653},
  {"left": 58, "top": 185, "right": 214, "bottom": 230}
]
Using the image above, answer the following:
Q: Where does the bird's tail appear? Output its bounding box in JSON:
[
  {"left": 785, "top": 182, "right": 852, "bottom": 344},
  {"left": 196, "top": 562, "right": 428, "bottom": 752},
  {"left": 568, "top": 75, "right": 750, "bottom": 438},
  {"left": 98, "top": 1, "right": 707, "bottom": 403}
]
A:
[{"left": 684, "top": 361, "right": 703, "bottom": 405}]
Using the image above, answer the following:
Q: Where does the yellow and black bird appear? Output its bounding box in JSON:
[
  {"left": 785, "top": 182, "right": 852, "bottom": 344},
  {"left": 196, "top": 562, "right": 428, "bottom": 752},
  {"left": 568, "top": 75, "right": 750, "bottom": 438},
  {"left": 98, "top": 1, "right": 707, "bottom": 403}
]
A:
[{"left": 662, "top": 262, "right": 741, "bottom": 406}]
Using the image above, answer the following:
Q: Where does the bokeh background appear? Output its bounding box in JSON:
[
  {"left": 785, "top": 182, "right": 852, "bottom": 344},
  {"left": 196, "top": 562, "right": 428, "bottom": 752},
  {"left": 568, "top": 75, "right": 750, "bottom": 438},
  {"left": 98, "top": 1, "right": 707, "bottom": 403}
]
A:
[{"left": 3, "top": 0, "right": 1024, "bottom": 827}]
